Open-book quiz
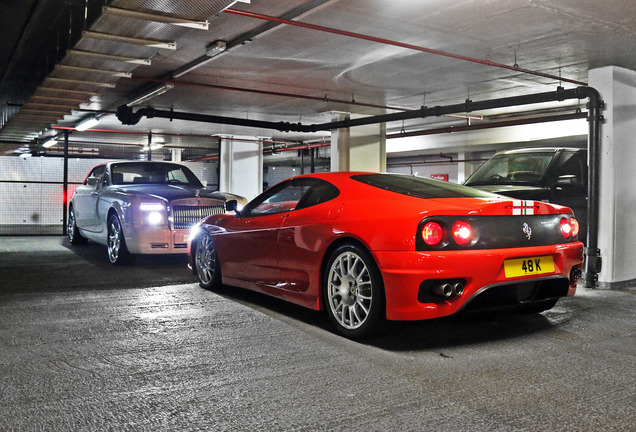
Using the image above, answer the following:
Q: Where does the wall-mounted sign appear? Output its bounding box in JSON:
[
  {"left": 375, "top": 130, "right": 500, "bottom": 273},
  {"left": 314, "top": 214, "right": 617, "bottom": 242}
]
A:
[{"left": 430, "top": 174, "right": 449, "bottom": 181}]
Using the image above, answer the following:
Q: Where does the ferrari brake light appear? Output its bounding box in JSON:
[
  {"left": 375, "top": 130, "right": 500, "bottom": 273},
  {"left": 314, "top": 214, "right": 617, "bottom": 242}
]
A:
[
  {"left": 422, "top": 221, "right": 443, "bottom": 246},
  {"left": 452, "top": 220, "right": 473, "bottom": 245},
  {"left": 560, "top": 218, "right": 572, "bottom": 238},
  {"left": 570, "top": 217, "right": 580, "bottom": 238}
]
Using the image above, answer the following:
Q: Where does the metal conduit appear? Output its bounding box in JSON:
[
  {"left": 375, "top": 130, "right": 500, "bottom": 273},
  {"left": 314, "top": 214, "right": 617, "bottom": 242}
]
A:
[{"left": 386, "top": 112, "right": 587, "bottom": 139}]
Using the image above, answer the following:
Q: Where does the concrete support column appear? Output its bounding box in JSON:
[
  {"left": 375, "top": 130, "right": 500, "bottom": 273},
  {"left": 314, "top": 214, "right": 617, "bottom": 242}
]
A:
[
  {"left": 589, "top": 66, "right": 636, "bottom": 288},
  {"left": 457, "top": 152, "right": 467, "bottom": 183},
  {"left": 330, "top": 113, "right": 386, "bottom": 172},
  {"left": 171, "top": 148, "right": 182, "bottom": 162},
  {"left": 219, "top": 136, "right": 263, "bottom": 201}
]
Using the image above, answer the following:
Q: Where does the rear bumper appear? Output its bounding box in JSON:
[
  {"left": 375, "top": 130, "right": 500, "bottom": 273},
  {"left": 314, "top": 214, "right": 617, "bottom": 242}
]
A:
[{"left": 373, "top": 242, "right": 583, "bottom": 321}]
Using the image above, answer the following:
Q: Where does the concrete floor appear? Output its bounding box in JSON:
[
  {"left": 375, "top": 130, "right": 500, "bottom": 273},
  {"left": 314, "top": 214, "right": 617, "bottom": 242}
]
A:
[{"left": 0, "top": 236, "right": 634, "bottom": 431}]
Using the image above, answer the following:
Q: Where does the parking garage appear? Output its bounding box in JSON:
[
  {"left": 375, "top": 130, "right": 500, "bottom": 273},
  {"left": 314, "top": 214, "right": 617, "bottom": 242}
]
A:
[{"left": 1, "top": 1, "right": 635, "bottom": 430}]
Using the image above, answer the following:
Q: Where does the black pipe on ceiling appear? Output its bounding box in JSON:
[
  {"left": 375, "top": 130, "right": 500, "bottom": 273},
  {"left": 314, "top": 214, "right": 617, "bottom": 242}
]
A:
[
  {"left": 386, "top": 112, "right": 587, "bottom": 139},
  {"left": 116, "top": 85, "right": 604, "bottom": 285}
]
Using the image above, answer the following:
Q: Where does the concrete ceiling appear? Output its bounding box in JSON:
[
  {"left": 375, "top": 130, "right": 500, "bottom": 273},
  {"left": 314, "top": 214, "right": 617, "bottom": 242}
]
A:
[{"left": 1, "top": 0, "right": 635, "bottom": 150}]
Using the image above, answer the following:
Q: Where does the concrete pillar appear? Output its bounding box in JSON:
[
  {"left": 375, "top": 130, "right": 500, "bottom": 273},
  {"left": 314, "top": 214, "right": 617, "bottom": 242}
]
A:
[
  {"left": 589, "top": 66, "right": 636, "bottom": 288},
  {"left": 219, "top": 136, "right": 263, "bottom": 201},
  {"left": 330, "top": 113, "right": 386, "bottom": 172},
  {"left": 457, "top": 152, "right": 467, "bottom": 183},
  {"left": 171, "top": 148, "right": 182, "bottom": 162}
]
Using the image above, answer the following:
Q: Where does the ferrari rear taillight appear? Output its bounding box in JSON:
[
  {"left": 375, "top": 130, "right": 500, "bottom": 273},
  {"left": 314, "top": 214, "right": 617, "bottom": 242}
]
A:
[
  {"left": 422, "top": 221, "right": 443, "bottom": 246},
  {"left": 570, "top": 217, "right": 580, "bottom": 238},
  {"left": 452, "top": 220, "right": 473, "bottom": 245},
  {"left": 560, "top": 217, "right": 572, "bottom": 238}
]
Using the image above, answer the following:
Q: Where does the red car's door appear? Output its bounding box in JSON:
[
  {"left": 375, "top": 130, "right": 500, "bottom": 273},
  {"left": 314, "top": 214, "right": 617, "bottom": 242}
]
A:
[
  {"left": 217, "top": 212, "right": 287, "bottom": 286},
  {"left": 277, "top": 209, "right": 328, "bottom": 293},
  {"left": 276, "top": 179, "right": 342, "bottom": 294},
  {"left": 217, "top": 178, "right": 313, "bottom": 288}
]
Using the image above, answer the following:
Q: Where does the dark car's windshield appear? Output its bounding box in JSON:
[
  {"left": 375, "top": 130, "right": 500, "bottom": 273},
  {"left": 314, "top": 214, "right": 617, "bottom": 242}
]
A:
[
  {"left": 465, "top": 152, "right": 555, "bottom": 186},
  {"left": 110, "top": 162, "right": 203, "bottom": 187},
  {"left": 351, "top": 173, "right": 499, "bottom": 199}
]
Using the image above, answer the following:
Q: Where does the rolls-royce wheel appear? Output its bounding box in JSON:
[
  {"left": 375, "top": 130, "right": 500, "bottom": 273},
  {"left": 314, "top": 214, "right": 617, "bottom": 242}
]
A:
[
  {"left": 324, "top": 244, "right": 385, "bottom": 338},
  {"left": 195, "top": 233, "right": 222, "bottom": 290},
  {"left": 67, "top": 206, "right": 87, "bottom": 245},
  {"left": 107, "top": 214, "right": 131, "bottom": 265}
]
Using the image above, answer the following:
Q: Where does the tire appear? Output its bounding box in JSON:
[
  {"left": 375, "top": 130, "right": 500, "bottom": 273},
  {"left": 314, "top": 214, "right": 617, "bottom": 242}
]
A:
[
  {"left": 107, "top": 214, "right": 131, "bottom": 265},
  {"left": 67, "top": 206, "right": 87, "bottom": 245},
  {"left": 195, "top": 233, "right": 222, "bottom": 290},
  {"left": 324, "top": 244, "right": 385, "bottom": 338}
]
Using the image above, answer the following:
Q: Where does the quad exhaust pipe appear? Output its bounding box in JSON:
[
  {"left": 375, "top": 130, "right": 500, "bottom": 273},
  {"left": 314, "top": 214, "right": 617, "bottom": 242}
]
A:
[{"left": 432, "top": 282, "right": 465, "bottom": 298}]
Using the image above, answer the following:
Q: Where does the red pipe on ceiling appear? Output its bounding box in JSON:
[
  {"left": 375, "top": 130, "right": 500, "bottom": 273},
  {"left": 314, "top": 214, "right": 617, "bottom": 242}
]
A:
[
  {"left": 224, "top": 8, "right": 587, "bottom": 87},
  {"left": 130, "top": 77, "right": 407, "bottom": 112}
]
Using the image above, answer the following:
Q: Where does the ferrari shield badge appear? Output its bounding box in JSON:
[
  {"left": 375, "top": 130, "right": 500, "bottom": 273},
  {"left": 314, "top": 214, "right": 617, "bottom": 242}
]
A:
[{"left": 523, "top": 222, "right": 532, "bottom": 240}]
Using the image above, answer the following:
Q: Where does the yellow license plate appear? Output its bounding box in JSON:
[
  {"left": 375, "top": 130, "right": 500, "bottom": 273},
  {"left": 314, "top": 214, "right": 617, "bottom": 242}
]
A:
[{"left": 504, "top": 255, "right": 555, "bottom": 278}]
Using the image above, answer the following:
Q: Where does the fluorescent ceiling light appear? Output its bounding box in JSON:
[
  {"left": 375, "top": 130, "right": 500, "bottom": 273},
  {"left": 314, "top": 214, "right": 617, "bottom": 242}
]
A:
[
  {"left": 225, "top": 0, "right": 251, "bottom": 9},
  {"left": 142, "top": 144, "right": 164, "bottom": 151},
  {"left": 42, "top": 138, "right": 57, "bottom": 148},
  {"left": 75, "top": 117, "right": 100, "bottom": 131},
  {"left": 206, "top": 40, "right": 227, "bottom": 56},
  {"left": 127, "top": 84, "right": 174, "bottom": 107}
]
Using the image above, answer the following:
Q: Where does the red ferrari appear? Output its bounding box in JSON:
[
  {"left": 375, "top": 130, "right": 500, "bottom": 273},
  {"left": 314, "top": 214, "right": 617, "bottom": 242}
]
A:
[{"left": 188, "top": 172, "right": 583, "bottom": 338}]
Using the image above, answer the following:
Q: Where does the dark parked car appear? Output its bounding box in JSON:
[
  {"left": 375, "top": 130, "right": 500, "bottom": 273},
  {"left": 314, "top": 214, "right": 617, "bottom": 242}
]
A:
[{"left": 464, "top": 148, "right": 587, "bottom": 239}]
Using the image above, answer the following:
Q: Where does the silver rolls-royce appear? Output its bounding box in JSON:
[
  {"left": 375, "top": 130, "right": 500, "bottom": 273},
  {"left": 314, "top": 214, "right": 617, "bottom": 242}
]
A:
[{"left": 68, "top": 161, "right": 241, "bottom": 264}]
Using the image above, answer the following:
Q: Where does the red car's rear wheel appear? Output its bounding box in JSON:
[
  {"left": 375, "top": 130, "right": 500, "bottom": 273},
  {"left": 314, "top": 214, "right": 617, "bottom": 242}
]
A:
[{"left": 324, "top": 244, "right": 385, "bottom": 338}]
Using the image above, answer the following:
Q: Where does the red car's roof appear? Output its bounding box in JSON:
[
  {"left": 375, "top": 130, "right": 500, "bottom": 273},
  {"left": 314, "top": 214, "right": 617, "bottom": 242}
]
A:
[{"left": 291, "top": 171, "right": 572, "bottom": 216}]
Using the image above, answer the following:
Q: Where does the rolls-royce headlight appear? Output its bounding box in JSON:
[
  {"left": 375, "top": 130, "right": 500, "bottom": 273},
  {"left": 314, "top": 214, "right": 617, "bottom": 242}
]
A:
[{"left": 140, "top": 202, "right": 166, "bottom": 225}]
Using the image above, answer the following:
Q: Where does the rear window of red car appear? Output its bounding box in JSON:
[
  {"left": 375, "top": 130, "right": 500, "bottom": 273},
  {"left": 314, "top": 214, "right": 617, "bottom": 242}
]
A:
[{"left": 351, "top": 173, "right": 499, "bottom": 199}]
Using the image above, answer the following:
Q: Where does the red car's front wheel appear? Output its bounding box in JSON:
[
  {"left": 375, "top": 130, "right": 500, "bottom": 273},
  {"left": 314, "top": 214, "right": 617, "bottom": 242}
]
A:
[
  {"left": 324, "top": 244, "right": 385, "bottom": 338},
  {"left": 195, "top": 233, "right": 222, "bottom": 290}
]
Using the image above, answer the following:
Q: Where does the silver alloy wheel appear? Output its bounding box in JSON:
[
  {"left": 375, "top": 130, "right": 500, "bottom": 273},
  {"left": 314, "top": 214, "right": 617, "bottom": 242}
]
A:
[
  {"left": 68, "top": 208, "right": 77, "bottom": 242},
  {"left": 195, "top": 234, "right": 215, "bottom": 285},
  {"left": 327, "top": 250, "right": 373, "bottom": 330},
  {"left": 68, "top": 206, "right": 87, "bottom": 245},
  {"left": 107, "top": 216, "right": 123, "bottom": 263}
]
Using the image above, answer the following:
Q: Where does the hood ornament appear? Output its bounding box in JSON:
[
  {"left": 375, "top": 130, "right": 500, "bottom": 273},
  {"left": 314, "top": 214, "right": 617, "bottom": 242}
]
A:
[{"left": 523, "top": 222, "right": 532, "bottom": 240}]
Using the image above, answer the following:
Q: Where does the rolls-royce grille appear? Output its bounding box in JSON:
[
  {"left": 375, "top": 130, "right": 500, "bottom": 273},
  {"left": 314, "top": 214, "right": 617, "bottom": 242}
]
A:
[{"left": 171, "top": 204, "right": 225, "bottom": 229}]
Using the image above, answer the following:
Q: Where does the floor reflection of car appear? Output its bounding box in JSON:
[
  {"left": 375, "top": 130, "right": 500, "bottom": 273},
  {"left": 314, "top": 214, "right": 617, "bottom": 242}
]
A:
[
  {"left": 188, "top": 172, "right": 583, "bottom": 338},
  {"left": 464, "top": 148, "right": 588, "bottom": 240},
  {"left": 68, "top": 161, "right": 245, "bottom": 264}
]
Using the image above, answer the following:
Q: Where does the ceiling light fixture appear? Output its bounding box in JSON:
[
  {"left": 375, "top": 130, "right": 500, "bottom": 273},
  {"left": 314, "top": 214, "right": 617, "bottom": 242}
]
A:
[
  {"left": 142, "top": 143, "right": 164, "bottom": 151},
  {"left": 225, "top": 0, "right": 251, "bottom": 10},
  {"left": 172, "top": 41, "right": 230, "bottom": 78},
  {"left": 82, "top": 30, "right": 177, "bottom": 51},
  {"left": 206, "top": 40, "right": 227, "bottom": 56},
  {"left": 103, "top": 7, "right": 209, "bottom": 30},
  {"left": 127, "top": 84, "right": 175, "bottom": 107},
  {"left": 67, "top": 49, "right": 151, "bottom": 66},
  {"left": 42, "top": 138, "right": 57, "bottom": 148},
  {"left": 56, "top": 64, "right": 133, "bottom": 78},
  {"left": 75, "top": 117, "right": 100, "bottom": 131}
]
